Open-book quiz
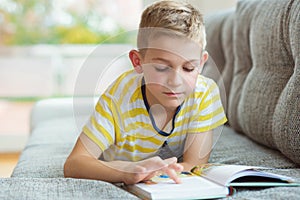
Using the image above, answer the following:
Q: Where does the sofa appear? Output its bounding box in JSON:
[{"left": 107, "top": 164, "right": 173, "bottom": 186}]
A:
[{"left": 1, "top": 0, "right": 299, "bottom": 199}]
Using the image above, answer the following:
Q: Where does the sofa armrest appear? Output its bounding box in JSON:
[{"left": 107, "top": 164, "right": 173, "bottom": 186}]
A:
[{"left": 30, "top": 97, "right": 95, "bottom": 131}]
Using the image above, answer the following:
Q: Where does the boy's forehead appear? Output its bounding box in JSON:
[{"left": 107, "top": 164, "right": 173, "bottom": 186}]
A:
[{"left": 145, "top": 35, "right": 202, "bottom": 60}]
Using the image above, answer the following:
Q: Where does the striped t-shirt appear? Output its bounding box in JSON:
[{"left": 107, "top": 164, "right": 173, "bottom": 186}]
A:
[{"left": 82, "top": 70, "right": 227, "bottom": 161}]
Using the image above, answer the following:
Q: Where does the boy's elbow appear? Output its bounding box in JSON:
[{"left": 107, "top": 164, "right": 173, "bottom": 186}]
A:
[{"left": 63, "top": 157, "right": 73, "bottom": 178}]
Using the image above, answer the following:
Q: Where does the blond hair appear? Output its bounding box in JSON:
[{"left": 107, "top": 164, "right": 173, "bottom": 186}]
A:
[{"left": 137, "top": 0, "right": 206, "bottom": 51}]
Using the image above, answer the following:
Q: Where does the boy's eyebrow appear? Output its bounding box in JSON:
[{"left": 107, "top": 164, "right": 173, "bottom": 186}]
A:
[
  {"left": 151, "top": 57, "right": 200, "bottom": 65},
  {"left": 151, "top": 57, "right": 172, "bottom": 64}
]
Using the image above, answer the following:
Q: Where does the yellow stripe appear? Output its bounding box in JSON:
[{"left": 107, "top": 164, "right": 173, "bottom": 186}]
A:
[
  {"left": 108, "top": 70, "right": 133, "bottom": 95},
  {"left": 91, "top": 116, "right": 114, "bottom": 144},
  {"left": 188, "top": 117, "right": 227, "bottom": 133},
  {"left": 197, "top": 80, "right": 217, "bottom": 107},
  {"left": 95, "top": 101, "right": 114, "bottom": 124},
  {"left": 122, "top": 143, "right": 158, "bottom": 153},
  {"left": 199, "top": 106, "right": 224, "bottom": 121},
  {"left": 181, "top": 104, "right": 198, "bottom": 114},
  {"left": 108, "top": 79, "right": 122, "bottom": 96},
  {"left": 129, "top": 85, "right": 143, "bottom": 103},
  {"left": 115, "top": 127, "right": 122, "bottom": 145},
  {"left": 124, "top": 121, "right": 154, "bottom": 133},
  {"left": 168, "top": 131, "right": 184, "bottom": 138},
  {"left": 101, "top": 94, "right": 123, "bottom": 134},
  {"left": 193, "top": 91, "right": 205, "bottom": 98},
  {"left": 121, "top": 108, "right": 148, "bottom": 119},
  {"left": 82, "top": 126, "right": 106, "bottom": 151},
  {"left": 120, "top": 134, "right": 162, "bottom": 146},
  {"left": 200, "top": 94, "right": 220, "bottom": 111},
  {"left": 119, "top": 77, "right": 135, "bottom": 103},
  {"left": 101, "top": 94, "right": 117, "bottom": 108}
]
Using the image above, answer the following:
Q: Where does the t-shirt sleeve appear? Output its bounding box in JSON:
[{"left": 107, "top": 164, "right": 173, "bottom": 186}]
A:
[
  {"left": 82, "top": 93, "right": 116, "bottom": 152},
  {"left": 188, "top": 78, "right": 227, "bottom": 133}
]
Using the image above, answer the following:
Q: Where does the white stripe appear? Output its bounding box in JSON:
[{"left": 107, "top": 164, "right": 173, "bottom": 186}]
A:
[
  {"left": 85, "top": 122, "right": 111, "bottom": 148},
  {"left": 176, "top": 110, "right": 194, "bottom": 122},
  {"left": 174, "top": 122, "right": 190, "bottom": 132},
  {"left": 94, "top": 110, "right": 114, "bottom": 133},
  {"left": 183, "top": 97, "right": 197, "bottom": 107},
  {"left": 125, "top": 99, "right": 145, "bottom": 112},
  {"left": 120, "top": 79, "right": 142, "bottom": 112},
  {"left": 123, "top": 113, "right": 149, "bottom": 128},
  {"left": 114, "top": 71, "right": 138, "bottom": 98},
  {"left": 124, "top": 138, "right": 161, "bottom": 150},
  {"left": 123, "top": 126, "right": 159, "bottom": 140},
  {"left": 203, "top": 88, "right": 220, "bottom": 103},
  {"left": 200, "top": 99, "right": 223, "bottom": 116},
  {"left": 190, "top": 112, "right": 225, "bottom": 128}
]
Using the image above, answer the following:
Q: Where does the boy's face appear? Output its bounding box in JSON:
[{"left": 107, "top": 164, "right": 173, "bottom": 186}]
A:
[{"left": 131, "top": 36, "right": 208, "bottom": 111}]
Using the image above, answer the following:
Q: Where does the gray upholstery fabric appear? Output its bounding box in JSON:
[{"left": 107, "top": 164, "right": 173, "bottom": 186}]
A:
[
  {"left": 227, "top": 0, "right": 258, "bottom": 133},
  {"left": 272, "top": 1, "right": 300, "bottom": 165},
  {"left": 0, "top": 178, "right": 138, "bottom": 200},
  {"left": 204, "top": 9, "right": 235, "bottom": 114},
  {"left": 11, "top": 115, "right": 300, "bottom": 199},
  {"left": 210, "top": 127, "right": 298, "bottom": 169},
  {"left": 207, "top": 0, "right": 300, "bottom": 165},
  {"left": 238, "top": 0, "right": 295, "bottom": 148},
  {"left": 12, "top": 117, "right": 80, "bottom": 178}
]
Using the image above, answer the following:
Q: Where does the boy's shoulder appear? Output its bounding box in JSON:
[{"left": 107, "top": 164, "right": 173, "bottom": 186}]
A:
[
  {"left": 116, "top": 69, "right": 138, "bottom": 80},
  {"left": 196, "top": 75, "right": 218, "bottom": 91},
  {"left": 104, "top": 69, "right": 142, "bottom": 95}
]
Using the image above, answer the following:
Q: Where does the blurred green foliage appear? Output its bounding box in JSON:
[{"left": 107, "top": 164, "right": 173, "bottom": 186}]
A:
[{"left": 0, "top": 0, "right": 133, "bottom": 45}]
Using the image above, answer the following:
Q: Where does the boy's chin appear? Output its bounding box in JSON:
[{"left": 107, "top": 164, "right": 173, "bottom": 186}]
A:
[{"left": 161, "top": 100, "right": 183, "bottom": 110}]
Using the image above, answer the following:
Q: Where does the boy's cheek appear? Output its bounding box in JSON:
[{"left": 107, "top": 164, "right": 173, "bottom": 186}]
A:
[
  {"left": 184, "top": 75, "right": 198, "bottom": 90},
  {"left": 144, "top": 73, "right": 166, "bottom": 85}
]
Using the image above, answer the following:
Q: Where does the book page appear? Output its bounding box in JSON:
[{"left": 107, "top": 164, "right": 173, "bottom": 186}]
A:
[
  {"left": 199, "top": 164, "right": 255, "bottom": 186},
  {"left": 126, "top": 173, "right": 229, "bottom": 200},
  {"left": 197, "top": 164, "right": 296, "bottom": 186}
]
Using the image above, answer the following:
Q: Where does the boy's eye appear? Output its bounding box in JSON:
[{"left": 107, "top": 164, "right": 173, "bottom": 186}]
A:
[
  {"left": 183, "top": 64, "right": 198, "bottom": 72},
  {"left": 183, "top": 67, "right": 195, "bottom": 72},
  {"left": 154, "top": 65, "right": 170, "bottom": 72}
]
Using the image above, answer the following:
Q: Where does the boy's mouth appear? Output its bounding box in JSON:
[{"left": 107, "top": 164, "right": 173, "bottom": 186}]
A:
[{"left": 163, "top": 92, "right": 184, "bottom": 97}]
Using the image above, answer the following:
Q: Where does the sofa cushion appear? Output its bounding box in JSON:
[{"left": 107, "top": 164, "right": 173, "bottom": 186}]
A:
[
  {"left": 12, "top": 117, "right": 80, "bottom": 178},
  {"left": 0, "top": 178, "right": 138, "bottom": 200},
  {"left": 11, "top": 96, "right": 300, "bottom": 199},
  {"left": 227, "top": 0, "right": 258, "bottom": 133},
  {"left": 204, "top": 9, "right": 235, "bottom": 114},
  {"left": 30, "top": 97, "right": 94, "bottom": 131},
  {"left": 209, "top": 126, "right": 298, "bottom": 169},
  {"left": 226, "top": 0, "right": 300, "bottom": 165},
  {"left": 272, "top": 1, "right": 300, "bottom": 165},
  {"left": 238, "top": 0, "right": 295, "bottom": 148}
]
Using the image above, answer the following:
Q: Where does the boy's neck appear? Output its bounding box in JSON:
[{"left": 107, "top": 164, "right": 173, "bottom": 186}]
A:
[{"left": 149, "top": 104, "right": 175, "bottom": 131}]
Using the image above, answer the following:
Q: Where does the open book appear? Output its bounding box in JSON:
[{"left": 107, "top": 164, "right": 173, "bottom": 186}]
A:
[{"left": 124, "top": 164, "right": 300, "bottom": 200}]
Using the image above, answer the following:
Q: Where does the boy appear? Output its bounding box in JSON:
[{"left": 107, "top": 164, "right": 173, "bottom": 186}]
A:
[{"left": 64, "top": 0, "right": 227, "bottom": 185}]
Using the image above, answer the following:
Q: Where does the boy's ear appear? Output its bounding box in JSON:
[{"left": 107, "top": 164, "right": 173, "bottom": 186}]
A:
[
  {"left": 129, "top": 50, "right": 143, "bottom": 73},
  {"left": 200, "top": 51, "right": 209, "bottom": 66}
]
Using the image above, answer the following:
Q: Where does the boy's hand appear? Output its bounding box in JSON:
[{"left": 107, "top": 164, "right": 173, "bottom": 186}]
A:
[{"left": 121, "top": 156, "right": 183, "bottom": 185}]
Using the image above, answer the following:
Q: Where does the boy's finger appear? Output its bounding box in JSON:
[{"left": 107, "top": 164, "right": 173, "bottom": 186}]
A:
[
  {"left": 163, "top": 157, "right": 177, "bottom": 165},
  {"left": 169, "top": 162, "right": 184, "bottom": 172},
  {"left": 139, "top": 156, "right": 167, "bottom": 173},
  {"left": 164, "top": 168, "right": 182, "bottom": 184},
  {"left": 143, "top": 171, "right": 158, "bottom": 181}
]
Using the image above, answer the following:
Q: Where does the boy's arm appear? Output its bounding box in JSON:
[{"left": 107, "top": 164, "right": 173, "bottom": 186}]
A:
[
  {"left": 64, "top": 133, "right": 183, "bottom": 184},
  {"left": 180, "top": 130, "right": 213, "bottom": 171}
]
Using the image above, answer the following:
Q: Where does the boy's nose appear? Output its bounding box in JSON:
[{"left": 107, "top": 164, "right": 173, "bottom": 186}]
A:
[{"left": 167, "top": 70, "right": 183, "bottom": 87}]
